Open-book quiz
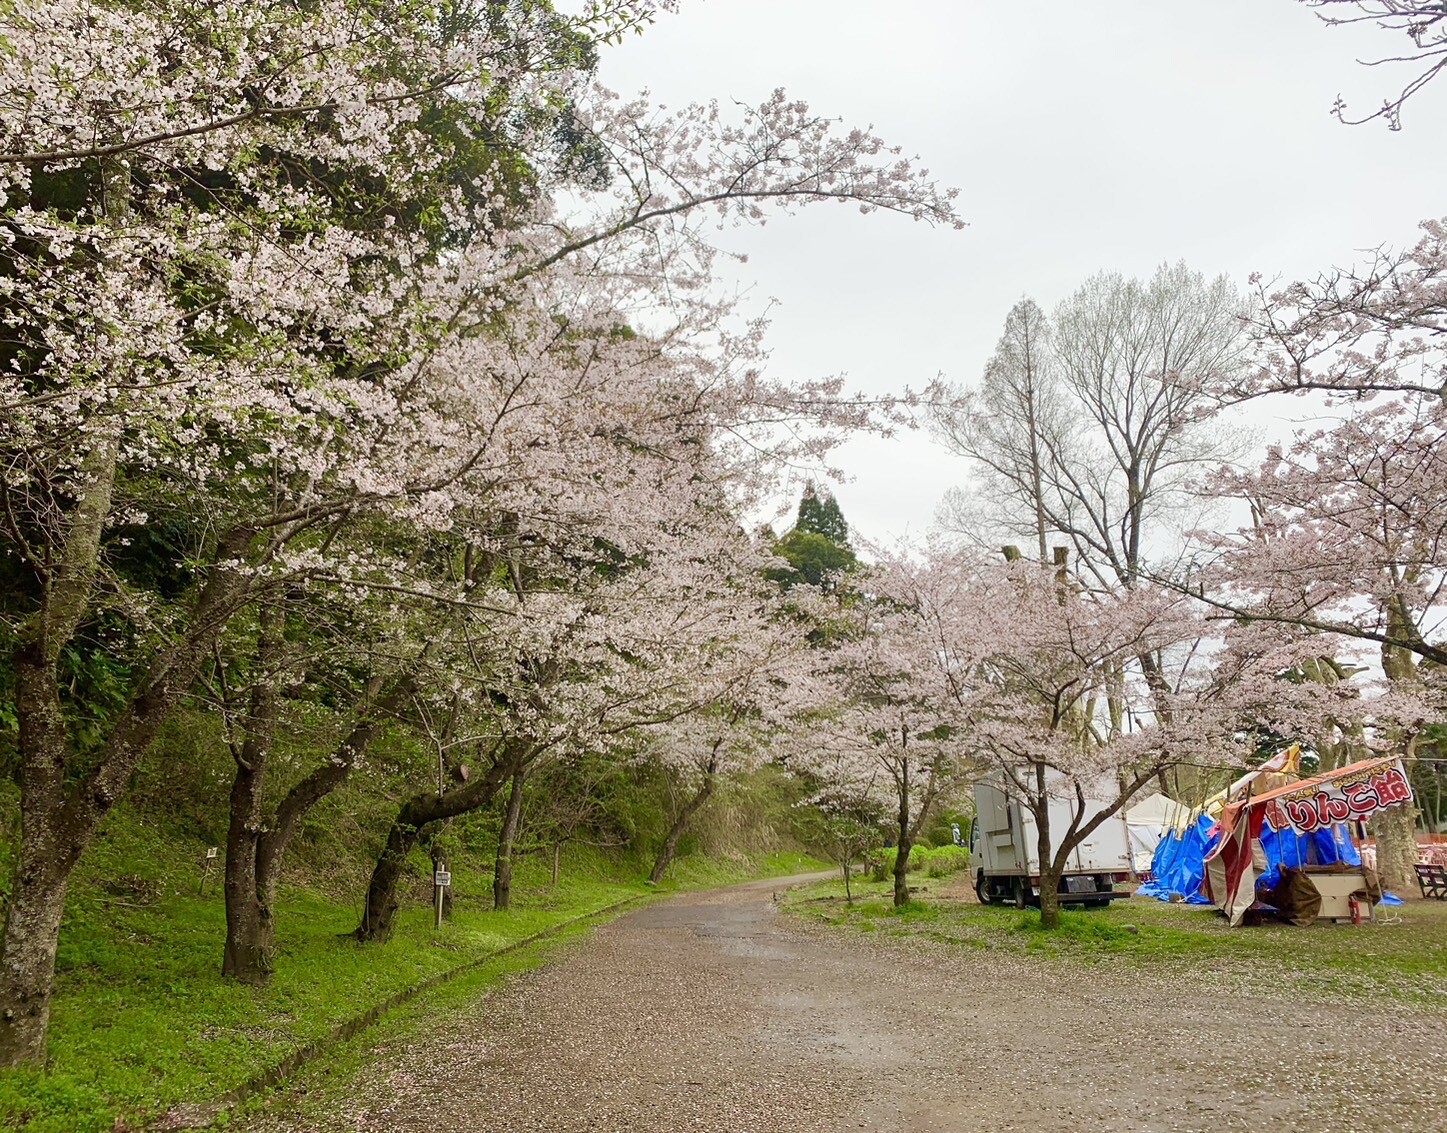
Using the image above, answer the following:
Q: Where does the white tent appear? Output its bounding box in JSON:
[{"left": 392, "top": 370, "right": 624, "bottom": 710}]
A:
[{"left": 1124, "top": 791, "right": 1191, "bottom": 858}]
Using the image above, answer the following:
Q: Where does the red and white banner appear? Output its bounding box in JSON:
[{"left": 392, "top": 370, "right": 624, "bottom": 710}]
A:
[{"left": 1262, "top": 759, "right": 1413, "bottom": 836}]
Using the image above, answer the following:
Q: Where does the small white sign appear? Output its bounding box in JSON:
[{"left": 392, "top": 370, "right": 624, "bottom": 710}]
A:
[
  {"left": 206, "top": 847, "right": 218, "bottom": 860},
  {"left": 434, "top": 871, "right": 452, "bottom": 888}
]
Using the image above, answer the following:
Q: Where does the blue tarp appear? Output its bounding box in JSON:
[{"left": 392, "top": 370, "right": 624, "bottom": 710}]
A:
[
  {"left": 1137, "top": 815, "right": 1217, "bottom": 904},
  {"left": 1257, "top": 823, "right": 1360, "bottom": 889},
  {"left": 1138, "top": 813, "right": 1404, "bottom": 906}
]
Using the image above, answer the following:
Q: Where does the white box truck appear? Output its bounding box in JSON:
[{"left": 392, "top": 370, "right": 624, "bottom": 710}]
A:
[{"left": 971, "top": 775, "right": 1135, "bottom": 908}]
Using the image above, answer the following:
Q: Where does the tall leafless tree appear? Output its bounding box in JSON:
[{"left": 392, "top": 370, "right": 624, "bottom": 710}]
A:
[{"left": 935, "top": 263, "right": 1245, "bottom": 591}]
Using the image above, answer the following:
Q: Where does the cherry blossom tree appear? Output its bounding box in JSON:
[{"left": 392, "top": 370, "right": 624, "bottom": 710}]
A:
[
  {"left": 826, "top": 547, "right": 1359, "bottom": 928},
  {"left": 1302, "top": 1, "right": 1447, "bottom": 128},
  {"left": 797, "top": 560, "right": 969, "bottom": 909},
  {"left": 1200, "top": 402, "right": 1447, "bottom": 671},
  {"left": 1228, "top": 219, "right": 1446, "bottom": 404},
  {"left": 352, "top": 519, "right": 806, "bottom": 941},
  {"left": 1191, "top": 402, "right": 1444, "bottom": 891},
  {"left": 0, "top": 0, "right": 965, "bottom": 1062},
  {"left": 644, "top": 614, "right": 815, "bottom": 884}
]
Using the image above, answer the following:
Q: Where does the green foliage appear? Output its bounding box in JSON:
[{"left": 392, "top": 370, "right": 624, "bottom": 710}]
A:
[
  {"left": 766, "top": 529, "right": 859, "bottom": 591},
  {"left": 793, "top": 485, "right": 850, "bottom": 546},
  {"left": 765, "top": 485, "right": 859, "bottom": 594},
  {"left": 924, "top": 845, "right": 970, "bottom": 878},
  {"left": 922, "top": 809, "right": 972, "bottom": 849},
  {"left": 867, "top": 844, "right": 968, "bottom": 882}
]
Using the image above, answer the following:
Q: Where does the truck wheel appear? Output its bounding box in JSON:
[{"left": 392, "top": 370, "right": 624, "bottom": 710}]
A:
[
  {"left": 1012, "top": 880, "right": 1027, "bottom": 909},
  {"left": 974, "top": 873, "right": 992, "bottom": 905}
]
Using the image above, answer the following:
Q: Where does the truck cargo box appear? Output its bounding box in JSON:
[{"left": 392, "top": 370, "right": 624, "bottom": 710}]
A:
[{"left": 971, "top": 774, "right": 1134, "bottom": 908}]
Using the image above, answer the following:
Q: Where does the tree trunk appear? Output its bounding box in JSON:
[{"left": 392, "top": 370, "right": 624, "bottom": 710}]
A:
[
  {"left": 1371, "top": 800, "right": 1420, "bottom": 896},
  {"left": 222, "top": 607, "right": 282, "bottom": 985},
  {"left": 892, "top": 756, "right": 912, "bottom": 908},
  {"left": 356, "top": 747, "right": 519, "bottom": 943},
  {"left": 1037, "top": 863, "right": 1062, "bottom": 930},
  {"left": 1033, "top": 764, "right": 1060, "bottom": 929},
  {"left": 357, "top": 819, "right": 421, "bottom": 944},
  {"left": 649, "top": 767, "right": 716, "bottom": 885},
  {"left": 0, "top": 515, "right": 252, "bottom": 1064},
  {"left": 220, "top": 860, "right": 274, "bottom": 985},
  {"left": 222, "top": 759, "right": 274, "bottom": 984},
  {"left": 1378, "top": 610, "right": 1425, "bottom": 896},
  {"left": 842, "top": 855, "right": 853, "bottom": 903},
  {"left": 492, "top": 770, "right": 526, "bottom": 911},
  {"left": 0, "top": 802, "right": 76, "bottom": 1067},
  {"left": 221, "top": 660, "right": 410, "bottom": 981}
]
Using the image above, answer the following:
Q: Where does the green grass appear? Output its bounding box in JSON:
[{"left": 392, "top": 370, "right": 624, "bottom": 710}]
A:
[
  {"left": 0, "top": 814, "right": 826, "bottom": 1133},
  {"left": 787, "top": 873, "right": 1447, "bottom": 1007}
]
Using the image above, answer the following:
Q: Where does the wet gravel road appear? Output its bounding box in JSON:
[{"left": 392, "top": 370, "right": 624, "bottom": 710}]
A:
[{"left": 248, "top": 876, "right": 1447, "bottom": 1133}]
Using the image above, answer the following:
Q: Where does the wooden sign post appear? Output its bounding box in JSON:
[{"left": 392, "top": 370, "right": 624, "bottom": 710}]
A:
[
  {"left": 433, "top": 863, "right": 451, "bottom": 929},
  {"left": 199, "top": 846, "right": 218, "bottom": 895}
]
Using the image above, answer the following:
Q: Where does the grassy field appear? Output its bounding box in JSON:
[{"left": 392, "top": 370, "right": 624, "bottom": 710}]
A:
[
  {"left": 0, "top": 806, "right": 825, "bottom": 1133},
  {"left": 786, "top": 873, "right": 1447, "bottom": 1008}
]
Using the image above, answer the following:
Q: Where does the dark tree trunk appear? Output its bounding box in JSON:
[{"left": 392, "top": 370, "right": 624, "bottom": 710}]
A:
[
  {"left": 357, "top": 820, "right": 420, "bottom": 944},
  {"left": 492, "top": 769, "right": 526, "bottom": 911},
  {"left": 221, "top": 662, "right": 409, "bottom": 982},
  {"left": 356, "top": 748, "right": 519, "bottom": 943},
  {"left": 893, "top": 756, "right": 912, "bottom": 908},
  {"left": 0, "top": 506, "right": 252, "bottom": 1064},
  {"left": 649, "top": 759, "right": 718, "bottom": 885},
  {"left": 222, "top": 764, "right": 275, "bottom": 984},
  {"left": 222, "top": 608, "right": 282, "bottom": 985},
  {"left": 1034, "top": 764, "right": 1061, "bottom": 929}
]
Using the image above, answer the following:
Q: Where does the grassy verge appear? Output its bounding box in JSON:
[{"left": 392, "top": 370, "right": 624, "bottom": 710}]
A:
[
  {"left": 785, "top": 873, "right": 1447, "bottom": 1008},
  {"left": 230, "top": 911, "right": 618, "bottom": 1131},
  {"left": 0, "top": 815, "right": 826, "bottom": 1133}
]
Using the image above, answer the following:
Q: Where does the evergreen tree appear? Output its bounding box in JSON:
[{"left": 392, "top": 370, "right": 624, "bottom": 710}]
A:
[
  {"left": 768, "top": 486, "right": 858, "bottom": 592},
  {"left": 794, "top": 484, "right": 851, "bottom": 546}
]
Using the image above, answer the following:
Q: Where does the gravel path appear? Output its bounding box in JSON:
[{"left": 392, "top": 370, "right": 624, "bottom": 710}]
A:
[{"left": 246, "top": 877, "right": 1447, "bottom": 1133}]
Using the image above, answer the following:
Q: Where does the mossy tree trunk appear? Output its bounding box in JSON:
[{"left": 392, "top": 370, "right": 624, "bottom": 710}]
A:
[
  {"left": 649, "top": 743, "right": 722, "bottom": 885},
  {"left": 493, "top": 768, "right": 527, "bottom": 911},
  {"left": 222, "top": 647, "right": 413, "bottom": 983},
  {"left": 1378, "top": 610, "right": 1425, "bottom": 895},
  {"left": 0, "top": 445, "right": 252, "bottom": 1065},
  {"left": 356, "top": 743, "right": 524, "bottom": 943}
]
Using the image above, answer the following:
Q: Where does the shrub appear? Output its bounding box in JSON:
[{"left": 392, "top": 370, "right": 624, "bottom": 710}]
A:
[
  {"left": 923, "top": 845, "right": 970, "bottom": 878},
  {"left": 867, "top": 844, "right": 967, "bottom": 880}
]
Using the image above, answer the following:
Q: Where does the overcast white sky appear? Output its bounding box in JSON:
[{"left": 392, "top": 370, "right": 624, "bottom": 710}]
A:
[{"left": 594, "top": 1, "right": 1447, "bottom": 544}]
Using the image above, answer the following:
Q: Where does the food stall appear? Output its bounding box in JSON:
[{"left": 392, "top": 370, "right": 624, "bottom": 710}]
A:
[{"left": 1203, "top": 757, "right": 1413, "bottom": 926}]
